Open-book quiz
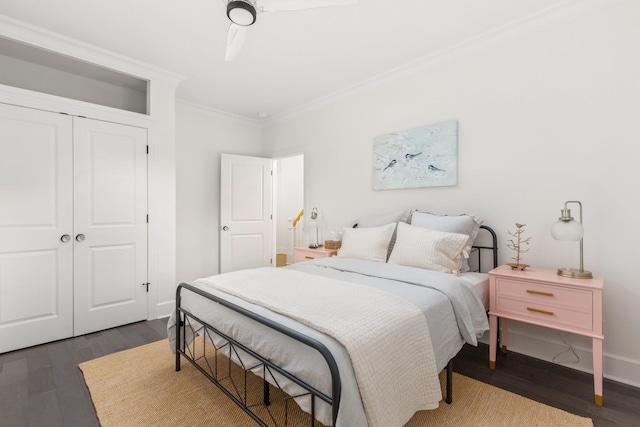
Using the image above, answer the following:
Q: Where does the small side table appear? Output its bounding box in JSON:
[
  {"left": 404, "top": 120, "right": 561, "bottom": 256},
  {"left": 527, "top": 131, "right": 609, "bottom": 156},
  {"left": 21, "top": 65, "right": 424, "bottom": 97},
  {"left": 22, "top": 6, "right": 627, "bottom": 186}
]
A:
[
  {"left": 294, "top": 246, "right": 338, "bottom": 263},
  {"left": 488, "top": 265, "right": 604, "bottom": 406}
]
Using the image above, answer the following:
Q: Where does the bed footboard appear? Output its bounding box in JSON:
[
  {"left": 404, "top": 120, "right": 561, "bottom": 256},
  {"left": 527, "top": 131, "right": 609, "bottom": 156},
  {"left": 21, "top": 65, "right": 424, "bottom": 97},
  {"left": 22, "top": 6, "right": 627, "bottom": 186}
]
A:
[{"left": 175, "top": 283, "right": 341, "bottom": 426}]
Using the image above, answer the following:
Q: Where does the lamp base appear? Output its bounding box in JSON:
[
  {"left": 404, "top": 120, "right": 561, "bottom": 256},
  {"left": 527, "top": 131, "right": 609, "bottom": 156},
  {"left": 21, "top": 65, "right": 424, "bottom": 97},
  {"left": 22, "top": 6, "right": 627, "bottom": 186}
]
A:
[{"left": 557, "top": 268, "right": 593, "bottom": 279}]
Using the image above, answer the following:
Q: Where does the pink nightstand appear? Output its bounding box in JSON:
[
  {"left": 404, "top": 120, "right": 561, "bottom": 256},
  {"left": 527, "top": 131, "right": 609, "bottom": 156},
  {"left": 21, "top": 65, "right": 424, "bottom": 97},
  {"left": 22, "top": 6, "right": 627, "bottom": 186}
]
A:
[
  {"left": 293, "top": 246, "right": 338, "bottom": 263},
  {"left": 488, "top": 265, "right": 604, "bottom": 406}
]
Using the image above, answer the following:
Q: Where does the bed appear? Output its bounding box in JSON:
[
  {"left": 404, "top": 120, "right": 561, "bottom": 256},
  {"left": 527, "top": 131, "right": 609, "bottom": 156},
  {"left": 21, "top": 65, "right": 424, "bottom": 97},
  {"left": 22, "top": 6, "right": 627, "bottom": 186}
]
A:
[{"left": 169, "top": 215, "right": 497, "bottom": 427}]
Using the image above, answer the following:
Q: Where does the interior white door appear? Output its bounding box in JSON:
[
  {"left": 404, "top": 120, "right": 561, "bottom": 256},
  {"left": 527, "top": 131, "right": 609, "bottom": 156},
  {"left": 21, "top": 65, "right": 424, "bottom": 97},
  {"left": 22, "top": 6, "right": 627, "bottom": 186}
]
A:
[
  {"left": 220, "top": 154, "right": 273, "bottom": 274},
  {"left": 0, "top": 103, "right": 74, "bottom": 353},
  {"left": 73, "top": 118, "right": 148, "bottom": 335}
]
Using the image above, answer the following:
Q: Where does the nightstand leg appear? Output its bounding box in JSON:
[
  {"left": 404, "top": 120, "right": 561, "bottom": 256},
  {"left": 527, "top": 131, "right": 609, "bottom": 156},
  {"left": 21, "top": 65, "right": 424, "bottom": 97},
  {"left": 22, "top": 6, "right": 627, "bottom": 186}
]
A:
[
  {"left": 500, "top": 318, "right": 508, "bottom": 353},
  {"left": 489, "top": 314, "right": 497, "bottom": 369},
  {"left": 593, "top": 337, "right": 603, "bottom": 406}
]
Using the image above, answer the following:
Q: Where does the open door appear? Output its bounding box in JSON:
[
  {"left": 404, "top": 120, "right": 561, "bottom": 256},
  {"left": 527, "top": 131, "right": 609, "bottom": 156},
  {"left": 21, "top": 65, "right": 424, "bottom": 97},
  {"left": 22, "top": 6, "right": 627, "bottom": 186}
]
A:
[{"left": 220, "top": 154, "right": 273, "bottom": 273}]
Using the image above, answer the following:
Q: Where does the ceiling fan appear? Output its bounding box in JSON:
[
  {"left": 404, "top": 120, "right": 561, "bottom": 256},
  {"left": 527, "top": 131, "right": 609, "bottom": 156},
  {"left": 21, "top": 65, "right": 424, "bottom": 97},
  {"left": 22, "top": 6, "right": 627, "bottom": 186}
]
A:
[{"left": 224, "top": 0, "right": 357, "bottom": 62}]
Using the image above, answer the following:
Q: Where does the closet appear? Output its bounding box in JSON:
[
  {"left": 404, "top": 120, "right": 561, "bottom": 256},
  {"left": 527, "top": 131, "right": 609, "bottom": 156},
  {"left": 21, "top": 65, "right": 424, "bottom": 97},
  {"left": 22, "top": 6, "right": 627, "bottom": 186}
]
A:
[{"left": 0, "top": 102, "right": 148, "bottom": 353}]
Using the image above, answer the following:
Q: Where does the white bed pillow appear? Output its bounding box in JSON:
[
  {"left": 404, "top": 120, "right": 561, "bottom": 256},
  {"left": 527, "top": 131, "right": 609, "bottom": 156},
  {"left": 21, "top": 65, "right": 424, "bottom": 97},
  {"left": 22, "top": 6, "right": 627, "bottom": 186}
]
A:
[
  {"left": 388, "top": 222, "right": 470, "bottom": 275},
  {"left": 337, "top": 222, "right": 397, "bottom": 263},
  {"left": 357, "top": 210, "right": 411, "bottom": 257},
  {"left": 410, "top": 211, "right": 483, "bottom": 272}
]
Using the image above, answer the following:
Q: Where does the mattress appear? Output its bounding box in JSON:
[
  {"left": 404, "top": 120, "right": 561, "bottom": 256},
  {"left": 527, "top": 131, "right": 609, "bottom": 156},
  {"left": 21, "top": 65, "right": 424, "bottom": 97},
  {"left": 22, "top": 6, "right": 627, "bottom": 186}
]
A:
[
  {"left": 460, "top": 271, "right": 490, "bottom": 310},
  {"left": 168, "top": 257, "right": 489, "bottom": 427}
]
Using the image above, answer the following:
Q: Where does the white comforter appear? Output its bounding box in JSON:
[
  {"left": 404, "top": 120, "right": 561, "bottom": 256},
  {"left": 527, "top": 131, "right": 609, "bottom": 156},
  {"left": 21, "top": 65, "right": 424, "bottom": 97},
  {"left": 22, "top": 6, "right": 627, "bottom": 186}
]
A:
[{"left": 168, "top": 258, "right": 489, "bottom": 427}]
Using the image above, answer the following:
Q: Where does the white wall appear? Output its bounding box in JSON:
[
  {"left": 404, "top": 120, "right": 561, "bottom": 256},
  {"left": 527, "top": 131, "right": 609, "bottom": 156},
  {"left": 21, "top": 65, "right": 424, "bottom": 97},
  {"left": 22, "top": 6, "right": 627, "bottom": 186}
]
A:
[
  {"left": 175, "top": 102, "right": 263, "bottom": 283},
  {"left": 262, "top": 1, "right": 640, "bottom": 386}
]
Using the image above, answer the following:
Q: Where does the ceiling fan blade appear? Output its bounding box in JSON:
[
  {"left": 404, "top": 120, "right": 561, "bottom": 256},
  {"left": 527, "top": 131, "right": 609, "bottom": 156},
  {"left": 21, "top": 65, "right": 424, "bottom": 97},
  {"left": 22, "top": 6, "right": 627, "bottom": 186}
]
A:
[
  {"left": 257, "top": 0, "right": 357, "bottom": 13},
  {"left": 225, "top": 23, "right": 247, "bottom": 62}
]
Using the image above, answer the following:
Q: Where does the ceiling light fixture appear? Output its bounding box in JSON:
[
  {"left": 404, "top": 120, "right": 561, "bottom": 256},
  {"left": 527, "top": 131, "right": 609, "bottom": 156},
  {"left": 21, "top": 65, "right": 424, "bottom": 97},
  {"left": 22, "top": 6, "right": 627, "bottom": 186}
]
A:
[
  {"left": 227, "top": 1, "right": 257, "bottom": 26},
  {"left": 223, "top": 0, "right": 357, "bottom": 61}
]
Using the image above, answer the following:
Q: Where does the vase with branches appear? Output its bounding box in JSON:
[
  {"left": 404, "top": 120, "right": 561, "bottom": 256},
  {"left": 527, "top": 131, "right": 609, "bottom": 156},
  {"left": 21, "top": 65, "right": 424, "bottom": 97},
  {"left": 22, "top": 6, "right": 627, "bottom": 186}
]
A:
[{"left": 506, "top": 223, "right": 532, "bottom": 270}]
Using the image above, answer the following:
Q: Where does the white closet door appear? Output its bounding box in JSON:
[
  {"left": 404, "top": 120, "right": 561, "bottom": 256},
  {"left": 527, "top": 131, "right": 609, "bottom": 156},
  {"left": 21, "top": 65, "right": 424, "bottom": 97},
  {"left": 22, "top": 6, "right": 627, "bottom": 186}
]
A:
[
  {"left": 0, "top": 103, "right": 74, "bottom": 353},
  {"left": 73, "top": 117, "right": 148, "bottom": 335}
]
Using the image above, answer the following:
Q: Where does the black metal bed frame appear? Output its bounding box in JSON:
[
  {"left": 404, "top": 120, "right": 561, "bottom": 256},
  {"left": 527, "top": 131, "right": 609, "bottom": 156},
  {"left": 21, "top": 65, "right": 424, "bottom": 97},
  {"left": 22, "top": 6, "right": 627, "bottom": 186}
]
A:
[{"left": 174, "top": 225, "right": 497, "bottom": 427}]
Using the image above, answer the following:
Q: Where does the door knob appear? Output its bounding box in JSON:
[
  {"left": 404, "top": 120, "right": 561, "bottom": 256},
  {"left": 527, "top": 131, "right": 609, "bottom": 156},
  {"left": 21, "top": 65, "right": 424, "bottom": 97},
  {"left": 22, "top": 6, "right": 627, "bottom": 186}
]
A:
[
  {"left": 60, "top": 234, "right": 71, "bottom": 243},
  {"left": 222, "top": 226, "right": 229, "bottom": 231},
  {"left": 75, "top": 234, "right": 86, "bottom": 242}
]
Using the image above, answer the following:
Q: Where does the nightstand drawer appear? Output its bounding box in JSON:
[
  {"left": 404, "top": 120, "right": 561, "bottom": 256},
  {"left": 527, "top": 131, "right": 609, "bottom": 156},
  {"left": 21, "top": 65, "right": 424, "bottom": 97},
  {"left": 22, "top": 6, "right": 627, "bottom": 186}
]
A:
[
  {"left": 294, "top": 251, "right": 327, "bottom": 262},
  {"left": 495, "top": 295, "right": 593, "bottom": 331},
  {"left": 294, "top": 247, "right": 337, "bottom": 263},
  {"left": 495, "top": 278, "right": 592, "bottom": 311}
]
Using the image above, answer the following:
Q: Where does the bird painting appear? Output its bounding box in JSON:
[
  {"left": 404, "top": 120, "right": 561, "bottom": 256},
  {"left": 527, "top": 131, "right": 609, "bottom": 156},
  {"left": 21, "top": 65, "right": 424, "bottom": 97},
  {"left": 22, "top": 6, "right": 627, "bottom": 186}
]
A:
[{"left": 372, "top": 120, "right": 458, "bottom": 190}]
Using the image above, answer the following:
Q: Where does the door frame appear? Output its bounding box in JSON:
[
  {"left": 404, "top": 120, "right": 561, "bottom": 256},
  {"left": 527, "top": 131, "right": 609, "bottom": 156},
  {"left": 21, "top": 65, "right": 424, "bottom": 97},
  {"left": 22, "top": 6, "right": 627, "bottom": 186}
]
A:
[{"left": 272, "top": 153, "right": 305, "bottom": 266}]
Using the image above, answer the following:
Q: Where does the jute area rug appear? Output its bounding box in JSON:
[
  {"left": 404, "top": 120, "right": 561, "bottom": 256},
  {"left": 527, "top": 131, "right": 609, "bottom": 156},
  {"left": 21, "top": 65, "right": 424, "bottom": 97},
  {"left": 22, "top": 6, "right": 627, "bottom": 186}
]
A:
[{"left": 79, "top": 340, "right": 593, "bottom": 427}]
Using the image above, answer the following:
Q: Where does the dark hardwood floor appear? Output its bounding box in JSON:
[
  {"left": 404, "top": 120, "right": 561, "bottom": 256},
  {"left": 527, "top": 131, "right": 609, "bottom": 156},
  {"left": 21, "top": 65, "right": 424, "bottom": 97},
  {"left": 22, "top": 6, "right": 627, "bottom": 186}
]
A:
[
  {"left": 0, "top": 319, "right": 168, "bottom": 427},
  {"left": 1, "top": 319, "right": 639, "bottom": 426},
  {"left": 454, "top": 344, "right": 640, "bottom": 427}
]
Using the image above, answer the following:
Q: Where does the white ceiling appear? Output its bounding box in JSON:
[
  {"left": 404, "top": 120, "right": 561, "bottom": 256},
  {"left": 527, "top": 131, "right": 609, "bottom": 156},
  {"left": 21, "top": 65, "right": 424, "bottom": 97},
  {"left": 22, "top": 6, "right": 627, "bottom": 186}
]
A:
[{"left": 0, "top": 0, "right": 568, "bottom": 121}]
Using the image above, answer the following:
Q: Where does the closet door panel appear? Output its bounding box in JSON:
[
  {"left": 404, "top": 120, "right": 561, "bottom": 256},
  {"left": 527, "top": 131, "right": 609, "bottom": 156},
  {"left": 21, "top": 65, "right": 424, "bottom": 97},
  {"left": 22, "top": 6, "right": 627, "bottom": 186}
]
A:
[
  {"left": 0, "top": 250, "right": 58, "bottom": 321},
  {"left": 0, "top": 103, "right": 73, "bottom": 353},
  {"left": 73, "top": 117, "right": 148, "bottom": 335}
]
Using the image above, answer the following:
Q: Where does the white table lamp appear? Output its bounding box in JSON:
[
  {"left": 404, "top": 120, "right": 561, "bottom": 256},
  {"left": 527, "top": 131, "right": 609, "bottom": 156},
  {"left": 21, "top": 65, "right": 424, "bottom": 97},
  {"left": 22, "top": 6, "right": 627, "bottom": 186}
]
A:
[{"left": 550, "top": 200, "right": 592, "bottom": 279}]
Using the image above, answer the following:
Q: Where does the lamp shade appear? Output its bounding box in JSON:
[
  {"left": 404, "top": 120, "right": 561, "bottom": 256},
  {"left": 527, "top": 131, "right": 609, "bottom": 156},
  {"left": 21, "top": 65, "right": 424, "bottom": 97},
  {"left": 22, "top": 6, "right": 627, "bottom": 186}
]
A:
[{"left": 550, "top": 219, "right": 584, "bottom": 241}]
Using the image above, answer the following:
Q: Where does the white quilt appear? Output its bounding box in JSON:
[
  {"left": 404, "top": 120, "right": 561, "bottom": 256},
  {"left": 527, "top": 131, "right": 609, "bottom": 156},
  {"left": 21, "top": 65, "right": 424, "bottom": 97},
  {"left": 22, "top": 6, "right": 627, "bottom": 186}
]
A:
[
  {"left": 168, "top": 258, "right": 490, "bottom": 427},
  {"left": 196, "top": 267, "right": 442, "bottom": 427}
]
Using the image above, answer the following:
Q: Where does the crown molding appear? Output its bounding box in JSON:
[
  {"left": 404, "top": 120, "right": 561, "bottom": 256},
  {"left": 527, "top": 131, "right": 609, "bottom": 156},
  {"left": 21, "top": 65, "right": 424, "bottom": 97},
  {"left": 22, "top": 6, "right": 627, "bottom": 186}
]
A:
[
  {"left": 267, "top": 0, "right": 625, "bottom": 126},
  {"left": 0, "top": 14, "right": 185, "bottom": 86},
  {"left": 176, "top": 99, "right": 263, "bottom": 128}
]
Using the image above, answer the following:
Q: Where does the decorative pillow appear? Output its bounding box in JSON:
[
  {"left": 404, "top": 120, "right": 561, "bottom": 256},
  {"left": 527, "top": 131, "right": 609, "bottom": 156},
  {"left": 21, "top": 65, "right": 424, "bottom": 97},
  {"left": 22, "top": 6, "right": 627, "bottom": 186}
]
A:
[
  {"left": 388, "top": 222, "right": 471, "bottom": 274},
  {"left": 410, "top": 211, "right": 483, "bottom": 272},
  {"left": 357, "top": 210, "right": 411, "bottom": 257},
  {"left": 337, "top": 222, "right": 397, "bottom": 263}
]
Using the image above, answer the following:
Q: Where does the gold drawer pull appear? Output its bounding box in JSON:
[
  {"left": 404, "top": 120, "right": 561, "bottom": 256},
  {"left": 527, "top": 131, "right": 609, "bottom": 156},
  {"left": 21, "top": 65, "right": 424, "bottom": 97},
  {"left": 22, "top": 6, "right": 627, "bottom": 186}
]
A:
[
  {"left": 527, "top": 307, "right": 554, "bottom": 316},
  {"left": 305, "top": 256, "right": 314, "bottom": 259},
  {"left": 527, "top": 290, "right": 554, "bottom": 297}
]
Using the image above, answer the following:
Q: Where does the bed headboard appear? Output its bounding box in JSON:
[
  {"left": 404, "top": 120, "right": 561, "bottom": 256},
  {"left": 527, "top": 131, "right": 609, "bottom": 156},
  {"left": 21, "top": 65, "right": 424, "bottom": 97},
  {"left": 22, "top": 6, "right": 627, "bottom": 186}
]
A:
[{"left": 470, "top": 225, "right": 498, "bottom": 273}]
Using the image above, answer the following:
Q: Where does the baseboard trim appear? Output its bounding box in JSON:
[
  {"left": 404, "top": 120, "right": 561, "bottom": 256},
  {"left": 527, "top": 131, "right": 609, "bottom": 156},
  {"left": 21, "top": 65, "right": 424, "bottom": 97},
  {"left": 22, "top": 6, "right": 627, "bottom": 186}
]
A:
[
  {"left": 479, "top": 327, "right": 640, "bottom": 389},
  {"left": 154, "top": 300, "right": 175, "bottom": 320}
]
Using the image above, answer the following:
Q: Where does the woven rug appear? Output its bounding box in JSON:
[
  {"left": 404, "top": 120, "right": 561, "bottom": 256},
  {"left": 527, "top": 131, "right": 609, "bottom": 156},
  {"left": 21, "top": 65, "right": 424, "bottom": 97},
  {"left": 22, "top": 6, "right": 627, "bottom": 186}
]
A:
[{"left": 79, "top": 340, "right": 593, "bottom": 427}]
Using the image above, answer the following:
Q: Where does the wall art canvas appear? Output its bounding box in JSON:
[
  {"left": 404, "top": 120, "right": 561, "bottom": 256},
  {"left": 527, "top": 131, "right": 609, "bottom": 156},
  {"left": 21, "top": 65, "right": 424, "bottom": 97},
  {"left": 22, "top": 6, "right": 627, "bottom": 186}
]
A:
[{"left": 372, "top": 120, "right": 458, "bottom": 190}]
